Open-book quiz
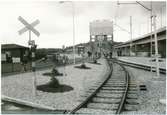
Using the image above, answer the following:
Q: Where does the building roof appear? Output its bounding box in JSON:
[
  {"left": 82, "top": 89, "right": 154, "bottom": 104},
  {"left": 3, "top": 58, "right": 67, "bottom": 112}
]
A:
[
  {"left": 114, "top": 26, "right": 166, "bottom": 48},
  {"left": 1, "top": 44, "right": 29, "bottom": 50}
]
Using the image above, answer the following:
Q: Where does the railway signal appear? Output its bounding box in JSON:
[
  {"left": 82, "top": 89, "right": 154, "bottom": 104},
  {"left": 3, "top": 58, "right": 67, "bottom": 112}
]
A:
[{"left": 18, "top": 16, "right": 40, "bottom": 97}]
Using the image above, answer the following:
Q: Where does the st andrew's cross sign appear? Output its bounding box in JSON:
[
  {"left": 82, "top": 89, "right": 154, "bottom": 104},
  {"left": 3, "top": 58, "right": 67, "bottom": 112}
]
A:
[
  {"left": 18, "top": 16, "right": 40, "bottom": 96},
  {"left": 18, "top": 16, "right": 40, "bottom": 39}
]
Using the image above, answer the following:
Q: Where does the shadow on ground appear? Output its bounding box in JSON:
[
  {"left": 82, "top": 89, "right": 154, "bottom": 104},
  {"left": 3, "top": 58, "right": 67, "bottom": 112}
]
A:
[
  {"left": 37, "top": 84, "right": 73, "bottom": 93},
  {"left": 42, "top": 72, "right": 63, "bottom": 76},
  {"left": 74, "top": 66, "right": 91, "bottom": 69},
  {"left": 74, "top": 64, "right": 91, "bottom": 69},
  {"left": 88, "top": 62, "right": 101, "bottom": 65}
]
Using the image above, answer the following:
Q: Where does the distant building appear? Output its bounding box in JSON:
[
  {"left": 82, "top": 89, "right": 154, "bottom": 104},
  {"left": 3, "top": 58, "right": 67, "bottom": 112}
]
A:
[
  {"left": 89, "top": 20, "right": 113, "bottom": 41},
  {"left": 1, "top": 44, "right": 30, "bottom": 63},
  {"left": 89, "top": 20, "right": 114, "bottom": 54}
]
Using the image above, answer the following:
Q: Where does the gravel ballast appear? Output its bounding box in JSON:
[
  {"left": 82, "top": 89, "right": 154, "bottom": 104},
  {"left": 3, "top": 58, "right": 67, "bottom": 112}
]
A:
[
  {"left": 122, "top": 66, "right": 166, "bottom": 114},
  {"left": 2, "top": 58, "right": 110, "bottom": 110}
]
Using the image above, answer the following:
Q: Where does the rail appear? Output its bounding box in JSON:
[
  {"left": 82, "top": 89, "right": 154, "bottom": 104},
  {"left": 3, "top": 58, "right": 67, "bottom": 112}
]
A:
[
  {"left": 68, "top": 58, "right": 113, "bottom": 114},
  {"left": 114, "top": 60, "right": 130, "bottom": 114},
  {"left": 116, "top": 60, "right": 166, "bottom": 74}
]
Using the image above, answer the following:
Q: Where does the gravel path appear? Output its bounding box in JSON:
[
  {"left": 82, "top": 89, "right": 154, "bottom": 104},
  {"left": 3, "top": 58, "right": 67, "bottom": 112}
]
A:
[
  {"left": 2, "top": 58, "right": 110, "bottom": 110},
  {"left": 122, "top": 66, "right": 166, "bottom": 114}
]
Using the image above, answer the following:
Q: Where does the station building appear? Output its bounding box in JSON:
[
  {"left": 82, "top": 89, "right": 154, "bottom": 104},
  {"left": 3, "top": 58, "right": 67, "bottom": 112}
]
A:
[
  {"left": 1, "top": 44, "right": 30, "bottom": 74},
  {"left": 113, "top": 27, "right": 166, "bottom": 58},
  {"left": 1, "top": 44, "right": 30, "bottom": 63}
]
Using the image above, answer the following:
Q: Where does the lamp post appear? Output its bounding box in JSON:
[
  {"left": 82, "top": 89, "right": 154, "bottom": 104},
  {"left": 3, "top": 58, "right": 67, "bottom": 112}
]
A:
[{"left": 60, "top": 1, "right": 75, "bottom": 64}]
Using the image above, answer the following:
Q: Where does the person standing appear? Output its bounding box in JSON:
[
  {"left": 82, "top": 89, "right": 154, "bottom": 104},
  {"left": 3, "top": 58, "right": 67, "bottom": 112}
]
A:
[
  {"left": 22, "top": 53, "right": 28, "bottom": 72},
  {"left": 63, "top": 55, "right": 68, "bottom": 76}
]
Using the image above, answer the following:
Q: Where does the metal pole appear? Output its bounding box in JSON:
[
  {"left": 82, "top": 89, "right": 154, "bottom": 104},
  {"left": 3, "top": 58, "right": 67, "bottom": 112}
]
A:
[
  {"left": 160, "top": 7, "right": 163, "bottom": 28},
  {"left": 150, "top": 1, "right": 153, "bottom": 72},
  {"left": 29, "top": 30, "right": 36, "bottom": 97},
  {"left": 147, "top": 16, "right": 149, "bottom": 33},
  {"left": 32, "top": 44, "right": 37, "bottom": 96},
  {"left": 33, "top": 68, "right": 37, "bottom": 96},
  {"left": 72, "top": 2, "right": 75, "bottom": 64},
  {"left": 130, "top": 16, "right": 132, "bottom": 56},
  {"left": 153, "top": 15, "right": 160, "bottom": 77},
  {"left": 139, "top": 23, "right": 141, "bottom": 36},
  {"left": 29, "top": 30, "right": 31, "bottom": 45}
]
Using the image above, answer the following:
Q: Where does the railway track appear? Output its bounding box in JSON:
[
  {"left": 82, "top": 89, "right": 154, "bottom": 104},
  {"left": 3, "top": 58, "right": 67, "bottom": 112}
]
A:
[
  {"left": 67, "top": 59, "right": 138, "bottom": 114},
  {"left": 115, "top": 59, "right": 166, "bottom": 74}
]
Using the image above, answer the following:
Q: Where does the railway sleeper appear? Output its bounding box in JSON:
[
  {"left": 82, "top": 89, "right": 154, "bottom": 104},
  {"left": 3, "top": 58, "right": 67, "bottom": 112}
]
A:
[
  {"left": 97, "top": 81, "right": 126, "bottom": 84},
  {"left": 127, "top": 94, "right": 138, "bottom": 98},
  {"left": 98, "top": 90, "right": 124, "bottom": 94},
  {"left": 128, "top": 87, "right": 138, "bottom": 91},
  {"left": 87, "top": 89, "right": 138, "bottom": 94},
  {"left": 96, "top": 88, "right": 125, "bottom": 91},
  {"left": 108, "top": 78, "right": 125, "bottom": 81},
  {"left": 128, "top": 82, "right": 137, "bottom": 85},
  {"left": 124, "top": 104, "right": 138, "bottom": 111},
  {"left": 105, "top": 83, "right": 137, "bottom": 87},
  {"left": 126, "top": 90, "right": 138, "bottom": 94},
  {"left": 108, "top": 79, "right": 125, "bottom": 81},
  {"left": 89, "top": 86, "right": 139, "bottom": 91},
  {"left": 109, "top": 76, "right": 125, "bottom": 79},
  {"left": 104, "top": 82, "right": 126, "bottom": 85},
  {"left": 79, "top": 94, "right": 122, "bottom": 100},
  {"left": 128, "top": 85, "right": 138, "bottom": 88},
  {"left": 89, "top": 87, "right": 126, "bottom": 91},
  {"left": 76, "top": 108, "right": 116, "bottom": 114},
  {"left": 95, "top": 93, "right": 122, "bottom": 98},
  {"left": 103, "top": 84, "right": 126, "bottom": 87},
  {"left": 101, "top": 84, "right": 126, "bottom": 87},
  {"left": 92, "top": 97, "right": 121, "bottom": 104},
  {"left": 87, "top": 103, "right": 119, "bottom": 111},
  {"left": 101, "top": 87, "right": 126, "bottom": 90},
  {"left": 126, "top": 99, "right": 139, "bottom": 105}
]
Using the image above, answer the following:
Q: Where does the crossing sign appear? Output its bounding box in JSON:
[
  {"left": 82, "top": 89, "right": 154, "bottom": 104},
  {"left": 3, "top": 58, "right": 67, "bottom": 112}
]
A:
[
  {"left": 18, "top": 16, "right": 40, "bottom": 37},
  {"left": 18, "top": 16, "right": 40, "bottom": 97}
]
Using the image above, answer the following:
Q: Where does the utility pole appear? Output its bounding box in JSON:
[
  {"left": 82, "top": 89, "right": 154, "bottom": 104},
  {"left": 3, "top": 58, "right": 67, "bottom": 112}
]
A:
[
  {"left": 150, "top": 1, "right": 153, "bottom": 73},
  {"left": 152, "top": 15, "right": 160, "bottom": 77},
  {"left": 72, "top": 2, "right": 76, "bottom": 64},
  {"left": 130, "top": 16, "right": 133, "bottom": 56}
]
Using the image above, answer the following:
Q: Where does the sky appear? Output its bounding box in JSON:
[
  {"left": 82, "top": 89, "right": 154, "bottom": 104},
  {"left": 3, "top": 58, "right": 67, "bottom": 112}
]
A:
[{"left": 0, "top": 1, "right": 166, "bottom": 48}]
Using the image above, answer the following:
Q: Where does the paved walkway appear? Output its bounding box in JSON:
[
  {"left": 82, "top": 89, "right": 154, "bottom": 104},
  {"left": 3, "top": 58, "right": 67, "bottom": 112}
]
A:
[
  {"left": 117, "top": 56, "right": 166, "bottom": 69},
  {"left": 2, "top": 58, "right": 110, "bottom": 111}
]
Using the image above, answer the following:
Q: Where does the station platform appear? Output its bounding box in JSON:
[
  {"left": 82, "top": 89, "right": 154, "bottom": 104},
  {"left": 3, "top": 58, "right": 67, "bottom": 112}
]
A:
[
  {"left": 117, "top": 56, "right": 166, "bottom": 70},
  {"left": 2, "top": 58, "right": 110, "bottom": 112}
]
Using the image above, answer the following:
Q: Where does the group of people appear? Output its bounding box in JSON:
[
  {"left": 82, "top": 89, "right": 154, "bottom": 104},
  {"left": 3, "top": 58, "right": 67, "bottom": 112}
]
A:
[
  {"left": 52, "top": 54, "right": 69, "bottom": 65},
  {"left": 104, "top": 52, "right": 113, "bottom": 59},
  {"left": 87, "top": 50, "right": 113, "bottom": 59},
  {"left": 87, "top": 51, "right": 102, "bottom": 59}
]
